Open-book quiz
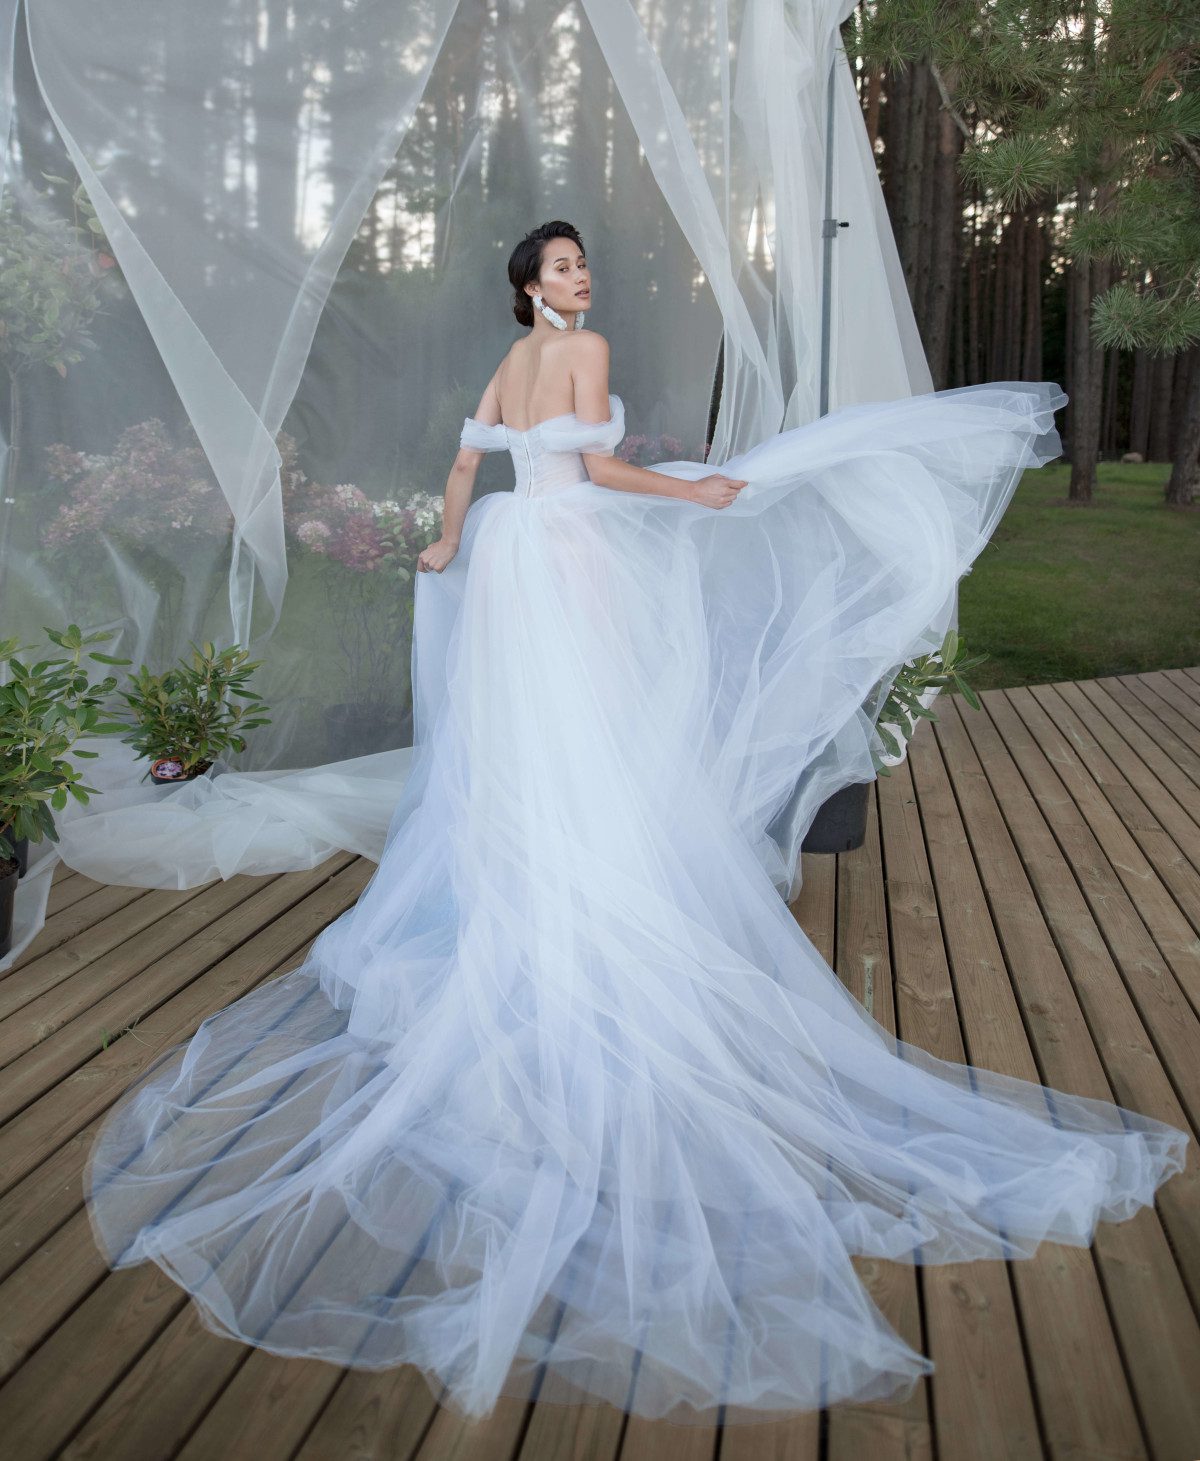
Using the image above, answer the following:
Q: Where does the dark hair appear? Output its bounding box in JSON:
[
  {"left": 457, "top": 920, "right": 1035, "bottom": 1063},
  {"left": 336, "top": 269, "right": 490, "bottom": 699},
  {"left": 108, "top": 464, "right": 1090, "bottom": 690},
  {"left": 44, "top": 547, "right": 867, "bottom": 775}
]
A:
[{"left": 508, "top": 221, "right": 585, "bottom": 328}]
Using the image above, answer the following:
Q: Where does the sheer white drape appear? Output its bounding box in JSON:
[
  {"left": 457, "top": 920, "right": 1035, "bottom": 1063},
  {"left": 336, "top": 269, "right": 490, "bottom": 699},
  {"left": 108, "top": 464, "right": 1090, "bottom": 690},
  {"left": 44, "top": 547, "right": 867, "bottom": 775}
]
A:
[{"left": 3, "top": 0, "right": 934, "bottom": 966}]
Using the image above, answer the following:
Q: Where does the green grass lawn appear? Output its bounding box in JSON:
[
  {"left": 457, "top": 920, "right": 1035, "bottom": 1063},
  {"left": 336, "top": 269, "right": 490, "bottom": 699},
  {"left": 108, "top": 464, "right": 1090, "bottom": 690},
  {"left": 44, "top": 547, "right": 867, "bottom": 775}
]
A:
[{"left": 955, "top": 460, "right": 1200, "bottom": 693}]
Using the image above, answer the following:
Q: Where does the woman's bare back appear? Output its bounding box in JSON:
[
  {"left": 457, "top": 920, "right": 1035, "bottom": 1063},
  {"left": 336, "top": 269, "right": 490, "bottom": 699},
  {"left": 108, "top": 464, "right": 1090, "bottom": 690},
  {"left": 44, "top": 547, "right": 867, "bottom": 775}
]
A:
[{"left": 494, "top": 333, "right": 582, "bottom": 432}]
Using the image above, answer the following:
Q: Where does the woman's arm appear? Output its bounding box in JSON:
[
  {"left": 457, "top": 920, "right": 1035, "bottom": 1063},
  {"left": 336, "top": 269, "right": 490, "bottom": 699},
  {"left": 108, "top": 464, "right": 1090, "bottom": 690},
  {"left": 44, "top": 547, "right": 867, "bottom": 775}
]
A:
[
  {"left": 417, "top": 374, "right": 498, "bottom": 572},
  {"left": 570, "top": 333, "right": 748, "bottom": 509}
]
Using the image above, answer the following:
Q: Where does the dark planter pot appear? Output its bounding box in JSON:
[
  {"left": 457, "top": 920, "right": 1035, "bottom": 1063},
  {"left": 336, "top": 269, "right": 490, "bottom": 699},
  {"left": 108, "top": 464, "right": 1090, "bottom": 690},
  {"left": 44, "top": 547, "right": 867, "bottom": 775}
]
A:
[
  {"left": 0, "top": 827, "right": 29, "bottom": 879},
  {"left": 147, "top": 756, "right": 214, "bottom": 785},
  {"left": 801, "top": 780, "right": 871, "bottom": 854},
  {"left": 0, "top": 861, "right": 17, "bottom": 958}
]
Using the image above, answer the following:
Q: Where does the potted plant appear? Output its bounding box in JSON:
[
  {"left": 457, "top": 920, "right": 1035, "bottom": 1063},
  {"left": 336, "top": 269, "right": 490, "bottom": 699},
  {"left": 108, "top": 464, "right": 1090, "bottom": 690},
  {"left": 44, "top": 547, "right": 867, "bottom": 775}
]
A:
[
  {"left": 801, "top": 628, "right": 988, "bottom": 854},
  {"left": 0, "top": 624, "right": 131, "bottom": 955},
  {"left": 115, "top": 640, "right": 272, "bottom": 783}
]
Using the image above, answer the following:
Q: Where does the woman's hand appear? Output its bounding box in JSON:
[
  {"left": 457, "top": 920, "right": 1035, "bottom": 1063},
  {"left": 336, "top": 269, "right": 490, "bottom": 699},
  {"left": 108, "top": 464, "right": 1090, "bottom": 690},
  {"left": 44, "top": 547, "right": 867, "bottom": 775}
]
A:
[
  {"left": 417, "top": 536, "right": 459, "bottom": 573},
  {"left": 688, "top": 474, "right": 749, "bottom": 509}
]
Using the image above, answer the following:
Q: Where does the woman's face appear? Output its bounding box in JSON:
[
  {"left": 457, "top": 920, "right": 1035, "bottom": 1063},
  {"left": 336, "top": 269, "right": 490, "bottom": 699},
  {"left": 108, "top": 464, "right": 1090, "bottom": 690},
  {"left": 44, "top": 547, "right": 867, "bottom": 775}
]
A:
[{"left": 529, "top": 238, "right": 590, "bottom": 315}]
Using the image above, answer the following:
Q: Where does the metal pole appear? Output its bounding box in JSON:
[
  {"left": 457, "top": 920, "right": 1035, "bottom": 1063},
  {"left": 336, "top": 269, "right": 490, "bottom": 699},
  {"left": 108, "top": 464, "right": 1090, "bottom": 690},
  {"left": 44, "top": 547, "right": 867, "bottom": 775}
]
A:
[{"left": 819, "top": 50, "right": 848, "bottom": 417}]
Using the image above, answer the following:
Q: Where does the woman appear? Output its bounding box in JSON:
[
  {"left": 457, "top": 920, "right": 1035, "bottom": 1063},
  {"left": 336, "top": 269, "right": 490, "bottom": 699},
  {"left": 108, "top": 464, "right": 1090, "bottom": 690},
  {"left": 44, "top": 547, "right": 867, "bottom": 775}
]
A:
[{"left": 84, "top": 220, "right": 1189, "bottom": 1426}]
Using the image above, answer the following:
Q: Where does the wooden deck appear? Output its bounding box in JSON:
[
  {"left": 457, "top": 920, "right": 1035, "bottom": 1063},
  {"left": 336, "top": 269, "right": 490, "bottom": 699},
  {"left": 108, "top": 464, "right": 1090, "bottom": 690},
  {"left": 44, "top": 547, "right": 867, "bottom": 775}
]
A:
[{"left": 0, "top": 667, "right": 1198, "bottom": 1461}]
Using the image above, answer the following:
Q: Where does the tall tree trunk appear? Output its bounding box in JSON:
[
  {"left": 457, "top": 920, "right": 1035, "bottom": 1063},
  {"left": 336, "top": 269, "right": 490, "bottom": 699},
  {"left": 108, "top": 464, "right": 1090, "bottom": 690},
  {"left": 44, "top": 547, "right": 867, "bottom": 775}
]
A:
[
  {"left": 913, "top": 63, "right": 938, "bottom": 327},
  {"left": 966, "top": 182, "right": 981, "bottom": 384},
  {"left": 1101, "top": 342, "right": 1120, "bottom": 459},
  {"left": 925, "top": 101, "right": 961, "bottom": 385},
  {"left": 988, "top": 225, "right": 1007, "bottom": 381},
  {"left": 1005, "top": 207, "right": 1024, "bottom": 378},
  {"left": 954, "top": 246, "right": 967, "bottom": 387},
  {"left": 863, "top": 64, "right": 883, "bottom": 150},
  {"left": 1148, "top": 351, "right": 1175, "bottom": 460},
  {"left": 1128, "top": 347, "right": 1152, "bottom": 459},
  {"left": 1166, "top": 345, "right": 1199, "bottom": 505},
  {"left": 1067, "top": 182, "right": 1107, "bottom": 501},
  {"left": 881, "top": 63, "right": 909, "bottom": 237},
  {"left": 1168, "top": 342, "right": 1191, "bottom": 462},
  {"left": 1021, "top": 208, "right": 1044, "bottom": 380},
  {"left": 899, "top": 63, "right": 928, "bottom": 300}
]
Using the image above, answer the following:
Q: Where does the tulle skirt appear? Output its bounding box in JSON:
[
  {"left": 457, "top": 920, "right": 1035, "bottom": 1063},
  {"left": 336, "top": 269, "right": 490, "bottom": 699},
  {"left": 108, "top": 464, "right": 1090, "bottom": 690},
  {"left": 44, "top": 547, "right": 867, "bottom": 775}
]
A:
[{"left": 83, "top": 383, "right": 1190, "bottom": 1424}]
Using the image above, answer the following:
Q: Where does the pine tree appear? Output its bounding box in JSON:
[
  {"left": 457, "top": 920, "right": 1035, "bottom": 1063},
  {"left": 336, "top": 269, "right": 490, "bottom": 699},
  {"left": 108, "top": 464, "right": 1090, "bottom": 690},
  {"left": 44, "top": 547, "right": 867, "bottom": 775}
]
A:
[{"left": 853, "top": 0, "right": 1200, "bottom": 504}]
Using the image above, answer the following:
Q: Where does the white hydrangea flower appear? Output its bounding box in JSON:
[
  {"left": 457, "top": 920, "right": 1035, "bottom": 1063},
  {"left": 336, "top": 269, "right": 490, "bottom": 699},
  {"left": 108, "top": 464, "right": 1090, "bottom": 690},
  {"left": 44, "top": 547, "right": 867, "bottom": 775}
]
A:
[{"left": 297, "top": 519, "right": 332, "bottom": 548}]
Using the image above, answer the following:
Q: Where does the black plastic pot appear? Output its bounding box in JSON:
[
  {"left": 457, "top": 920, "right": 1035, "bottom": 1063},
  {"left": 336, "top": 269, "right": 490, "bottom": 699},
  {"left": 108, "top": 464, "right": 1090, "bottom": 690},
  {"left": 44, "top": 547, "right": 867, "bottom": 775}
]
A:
[
  {"left": 800, "top": 780, "right": 871, "bottom": 854},
  {"left": 0, "top": 827, "right": 28, "bottom": 878},
  {"left": 0, "top": 861, "right": 17, "bottom": 958}
]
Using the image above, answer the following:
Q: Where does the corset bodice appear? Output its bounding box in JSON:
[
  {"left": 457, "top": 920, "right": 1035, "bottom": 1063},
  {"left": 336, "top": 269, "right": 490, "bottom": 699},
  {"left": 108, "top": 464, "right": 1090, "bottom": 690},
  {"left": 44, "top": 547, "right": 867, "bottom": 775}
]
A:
[{"left": 460, "top": 394, "right": 625, "bottom": 499}]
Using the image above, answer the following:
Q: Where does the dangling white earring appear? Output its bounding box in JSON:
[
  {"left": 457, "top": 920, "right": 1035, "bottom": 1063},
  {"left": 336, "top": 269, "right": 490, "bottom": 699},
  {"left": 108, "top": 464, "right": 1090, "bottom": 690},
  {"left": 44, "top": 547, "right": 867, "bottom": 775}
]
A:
[{"left": 532, "top": 293, "right": 585, "bottom": 331}]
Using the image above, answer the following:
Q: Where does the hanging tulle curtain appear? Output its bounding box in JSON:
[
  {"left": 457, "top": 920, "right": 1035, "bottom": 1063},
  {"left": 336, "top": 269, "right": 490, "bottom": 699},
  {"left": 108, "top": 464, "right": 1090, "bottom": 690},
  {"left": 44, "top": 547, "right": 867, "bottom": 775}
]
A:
[{"left": 0, "top": 0, "right": 933, "bottom": 967}]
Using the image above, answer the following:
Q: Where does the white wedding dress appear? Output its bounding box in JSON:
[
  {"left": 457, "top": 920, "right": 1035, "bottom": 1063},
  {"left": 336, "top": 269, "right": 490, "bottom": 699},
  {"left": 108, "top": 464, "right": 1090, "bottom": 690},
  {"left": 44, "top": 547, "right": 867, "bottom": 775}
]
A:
[{"left": 84, "top": 383, "right": 1189, "bottom": 1424}]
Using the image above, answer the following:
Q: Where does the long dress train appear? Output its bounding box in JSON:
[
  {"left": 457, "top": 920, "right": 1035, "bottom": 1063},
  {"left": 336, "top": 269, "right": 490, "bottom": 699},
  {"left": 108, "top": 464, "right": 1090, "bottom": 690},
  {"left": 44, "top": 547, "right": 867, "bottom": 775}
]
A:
[{"left": 83, "top": 384, "right": 1190, "bottom": 1424}]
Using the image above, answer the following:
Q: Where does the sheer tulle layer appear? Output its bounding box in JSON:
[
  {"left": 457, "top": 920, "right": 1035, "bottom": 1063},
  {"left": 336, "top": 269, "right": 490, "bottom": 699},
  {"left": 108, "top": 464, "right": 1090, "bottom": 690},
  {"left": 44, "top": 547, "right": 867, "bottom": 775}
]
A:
[{"left": 84, "top": 384, "right": 1190, "bottom": 1423}]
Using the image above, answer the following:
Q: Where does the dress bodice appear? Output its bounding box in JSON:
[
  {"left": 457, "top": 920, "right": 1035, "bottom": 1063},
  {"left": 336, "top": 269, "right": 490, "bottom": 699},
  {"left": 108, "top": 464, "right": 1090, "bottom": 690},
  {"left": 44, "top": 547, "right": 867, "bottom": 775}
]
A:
[{"left": 460, "top": 393, "right": 625, "bottom": 499}]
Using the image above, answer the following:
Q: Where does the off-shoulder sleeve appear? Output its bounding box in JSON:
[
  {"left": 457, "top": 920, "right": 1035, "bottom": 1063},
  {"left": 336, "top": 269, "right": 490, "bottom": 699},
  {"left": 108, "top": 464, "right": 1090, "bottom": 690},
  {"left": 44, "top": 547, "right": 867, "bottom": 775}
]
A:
[
  {"left": 543, "top": 394, "right": 625, "bottom": 456},
  {"left": 460, "top": 416, "right": 508, "bottom": 452}
]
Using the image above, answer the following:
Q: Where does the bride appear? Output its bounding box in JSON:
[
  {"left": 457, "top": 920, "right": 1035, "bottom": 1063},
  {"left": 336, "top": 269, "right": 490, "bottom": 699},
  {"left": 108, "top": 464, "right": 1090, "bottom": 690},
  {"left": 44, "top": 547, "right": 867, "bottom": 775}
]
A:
[{"left": 84, "top": 220, "right": 1189, "bottom": 1425}]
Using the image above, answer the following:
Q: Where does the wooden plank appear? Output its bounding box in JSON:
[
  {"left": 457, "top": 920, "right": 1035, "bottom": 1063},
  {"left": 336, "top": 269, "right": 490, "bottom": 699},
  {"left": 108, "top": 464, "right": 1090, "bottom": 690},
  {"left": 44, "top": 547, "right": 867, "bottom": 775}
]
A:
[
  {"left": 408, "top": 1400, "right": 539, "bottom": 1461},
  {"left": 0, "top": 1204, "right": 106, "bottom": 1385},
  {"left": 940, "top": 692, "right": 1200, "bottom": 1460},
  {"left": 287, "top": 1367, "right": 441, "bottom": 1460},
  {"left": 1135, "top": 670, "right": 1200, "bottom": 739},
  {"left": 0, "top": 1256, "right": 192, "bottom": 1459},
  {"left": 0, "top": 1118, "right": 96, "bottom": 1284},
  {"left": 1, "top": 884, "right": 154, "bottom": 975},
  {"left": 0, "top": 873, "right": 271, "bottom": 1056},
  {"left": 1165, "top": 668, "right": 1200, "bottom": 708},
  {"left": 1051, "top": 680, "right": 1200, "bottom": 897},
  {"left": 1012, "top": 686, "right": 1200, "bottom": 1114},
  {"left": 880, "top": 739, "right": 1045, "bottom": 1461},
  {"left": 0, "top": 667, "right": 1196, "bottom": 1459},
  {"left": 75, "top": 1143, "right": 477, "bottom": 1459},
  {"left": 0, "top": 855, "right": 361, "bottom": 1149},
  {"left": 1031, "top": 681, "right": 1200, "bottom": 1011},
  {"left": 60, "top": 1202, "right": 355, "bottom": 1461},
  {"left": 57, "top": 1293, "right": 255, "bottom": 1461},
  {"left": 1086, "top": 678, "right": 1200, "bottom": 802},
  {"left": 827, "top": 786, "right": 929, "bottom": 1461},
  {"left": 45, "top": 870, "right": 109, "bottom": 918},
  {"left": 975, "top": 687, "right": 1200, "bottom": 1303},
  {"left": 173, "top": 1354, "right": 356, "bottom": 1461},
  {"left": 0, "top": 857, "right": 372, "bottom": 1455},
  {"left": 0, "top": 856, "right": 368, "bottom": 1377},
  {"left": 793, "top": 841, "right": 836, "bottom": 965}
]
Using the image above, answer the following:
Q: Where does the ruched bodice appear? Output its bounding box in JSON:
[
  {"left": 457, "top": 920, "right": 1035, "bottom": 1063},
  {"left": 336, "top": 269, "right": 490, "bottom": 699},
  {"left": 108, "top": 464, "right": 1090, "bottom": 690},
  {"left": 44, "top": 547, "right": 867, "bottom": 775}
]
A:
[{"left": 460, "top": 393, "right": 625, "bottom": 499}]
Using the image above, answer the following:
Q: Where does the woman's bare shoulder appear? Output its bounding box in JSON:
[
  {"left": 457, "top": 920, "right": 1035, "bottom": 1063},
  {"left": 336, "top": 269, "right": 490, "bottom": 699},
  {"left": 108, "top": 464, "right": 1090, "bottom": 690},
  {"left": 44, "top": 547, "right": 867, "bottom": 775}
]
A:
[
  {"left": 566, "top": 330, "right": 610, "bottom": 382},
  {"left": 570, "top": 329, "right": 609, "bottom": 357}
]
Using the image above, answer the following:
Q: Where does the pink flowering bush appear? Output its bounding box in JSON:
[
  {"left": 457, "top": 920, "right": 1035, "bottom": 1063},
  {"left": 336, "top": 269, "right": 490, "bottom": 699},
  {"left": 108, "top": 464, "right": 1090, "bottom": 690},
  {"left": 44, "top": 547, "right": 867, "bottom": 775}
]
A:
[
  {"left": 277, "top": 430, "right": 441, "bottom": 578},
  {"left": 616, "top": 432, "right": 686, "bottom": 468},
  {"left": 37, "top": 419, "right": 234, "bottom": 657},
  {"left": 277, "top": 429, "right": 444, "bottom": 707},
  {"left": 41, "top": 419, "right": 232, "bottom": 553}
]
